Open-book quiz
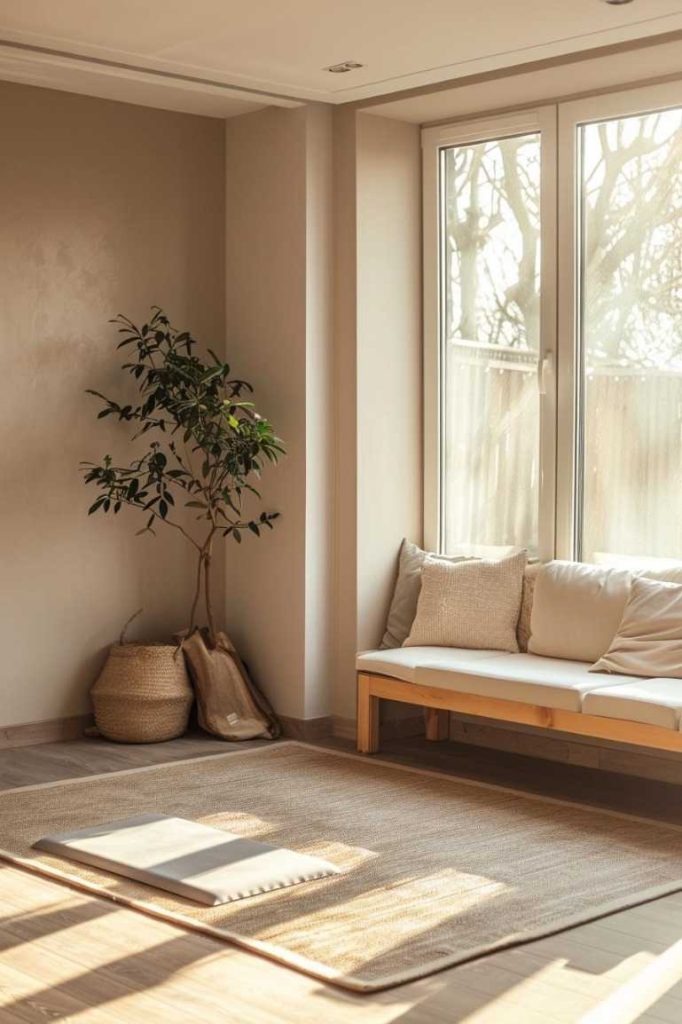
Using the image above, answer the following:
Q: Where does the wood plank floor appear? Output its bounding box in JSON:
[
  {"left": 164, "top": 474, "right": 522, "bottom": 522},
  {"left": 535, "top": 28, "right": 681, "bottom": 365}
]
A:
[{"left": 2, "top": 733, "right": 682, "bottom": 1022}]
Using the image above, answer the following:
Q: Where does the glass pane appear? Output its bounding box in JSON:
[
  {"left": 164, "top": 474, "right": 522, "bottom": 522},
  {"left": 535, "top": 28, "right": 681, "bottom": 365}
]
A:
[
  {"left": 440, "top": 133, "right": 541, "bottom": 555},
  {"left": 579, "top": 108, "right": 682, "bottom": 565}
]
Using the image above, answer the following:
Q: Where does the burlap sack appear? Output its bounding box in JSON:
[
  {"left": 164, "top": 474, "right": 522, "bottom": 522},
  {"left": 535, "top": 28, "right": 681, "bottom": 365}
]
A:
[{"left": 181, "top": 630, "right": 280, "bottom": 741}]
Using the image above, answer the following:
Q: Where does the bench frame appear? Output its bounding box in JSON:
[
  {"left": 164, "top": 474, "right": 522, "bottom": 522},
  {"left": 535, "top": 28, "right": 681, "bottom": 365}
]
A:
[{"left": 356, "top": 671, "right": 682, "bottom": 755}]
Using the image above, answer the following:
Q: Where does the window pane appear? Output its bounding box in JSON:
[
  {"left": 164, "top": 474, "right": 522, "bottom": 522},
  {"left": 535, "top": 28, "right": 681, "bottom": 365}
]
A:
[
  {"left": 579, "top": 108, "right": 682, "bottom": 565},
  {"left": 441, "top": 133, "right": 541, "bottom": 554}
]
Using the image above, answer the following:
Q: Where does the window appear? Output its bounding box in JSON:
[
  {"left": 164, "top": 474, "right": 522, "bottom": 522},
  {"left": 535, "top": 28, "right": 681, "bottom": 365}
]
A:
[
  {"left": 440, "top": 132, "right": 542, "bottom": 556},
  {"left": 424, "top": 84, "right": 682, "bottom": 565},
  {"left": 577, "top": 108, "right": 682, "bottom": 565}
]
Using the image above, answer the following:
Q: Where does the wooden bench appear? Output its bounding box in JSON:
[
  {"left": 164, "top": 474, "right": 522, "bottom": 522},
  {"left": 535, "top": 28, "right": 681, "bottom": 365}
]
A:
[{"left": 356, "top": 671, "right": 682, "bottom": 755}]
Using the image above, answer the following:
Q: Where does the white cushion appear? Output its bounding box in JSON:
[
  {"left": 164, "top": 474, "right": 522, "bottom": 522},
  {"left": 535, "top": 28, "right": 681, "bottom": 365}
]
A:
[
  {"left": 583, "top": 678, "right": 682, "bottom": 731},
  {"left": 591, "top": 577, "right": 682, "bottom": 680},
  {"left": 356, "top": 647, "right": 513, "bottom": 684},
  {"left": 529, "top": 561, "right": 632, "bottom": 663},
  {"left": 415, "top": 654, "right": 638, "bottom": 712},
  {"left": 642, "top": 566, "right": 682, "bottom": 586}
]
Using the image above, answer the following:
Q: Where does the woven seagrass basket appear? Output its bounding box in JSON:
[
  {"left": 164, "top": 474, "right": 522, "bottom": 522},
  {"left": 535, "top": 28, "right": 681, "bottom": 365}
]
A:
[{"left": 91, "top": 642, "right": 193, "bottom": 743}]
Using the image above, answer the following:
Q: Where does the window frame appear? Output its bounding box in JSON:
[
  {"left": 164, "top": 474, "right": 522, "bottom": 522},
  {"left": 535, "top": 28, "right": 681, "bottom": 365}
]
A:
[
  {"left": 422, "top": 107, "right": 558, "bottom": 558},
  {"left": 556, "top": 80, "right": 682, "bottom": 561},
  {"left": 424, "top": 81, "right": 682, "bottom": 563}
]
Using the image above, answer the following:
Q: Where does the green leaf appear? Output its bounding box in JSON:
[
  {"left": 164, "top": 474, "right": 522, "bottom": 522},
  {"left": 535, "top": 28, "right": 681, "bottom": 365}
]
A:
[{"left": 85, "top": 307, "right": 284, "bottom": 543}]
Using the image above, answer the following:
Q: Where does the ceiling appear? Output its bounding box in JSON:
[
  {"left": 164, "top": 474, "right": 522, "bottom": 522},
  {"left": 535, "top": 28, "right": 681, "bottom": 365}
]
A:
[{"left": 0, "top": 0, "right": 681, "bottom": 118}]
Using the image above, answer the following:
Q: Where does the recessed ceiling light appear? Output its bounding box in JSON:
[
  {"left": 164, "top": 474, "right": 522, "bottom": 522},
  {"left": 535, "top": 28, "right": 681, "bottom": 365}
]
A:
[
  {"left": 602, "top": 0, "right": 635, "bottom": 5},
  {"left": 324, "top": 61, "right": 364, "bottom": 74}
]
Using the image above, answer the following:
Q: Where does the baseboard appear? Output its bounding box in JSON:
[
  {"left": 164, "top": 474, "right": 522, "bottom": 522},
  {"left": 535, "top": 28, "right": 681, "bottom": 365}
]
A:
[
  {"left": 332, "top": 713, "right": 424, "bottom": 743},
  {"left": 279, "top": 715, "right": 334, "bottom": 742},
  {"left": 0, "top": 713, "right": 94, "bottom": 750},
  {"left": 331, "top": 716, "right": 356, "bottom": 741}
]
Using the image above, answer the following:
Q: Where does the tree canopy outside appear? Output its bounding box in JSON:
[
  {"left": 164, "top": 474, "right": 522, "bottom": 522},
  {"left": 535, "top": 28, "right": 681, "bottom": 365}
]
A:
[{"left": 444, "top": 108, "right": 682, "bottom": 370}]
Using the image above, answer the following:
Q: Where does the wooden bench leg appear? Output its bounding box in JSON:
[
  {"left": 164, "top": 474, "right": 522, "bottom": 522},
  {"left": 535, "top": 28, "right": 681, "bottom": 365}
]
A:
[
  {"left": 357, "top": 673, "right": 380, "bottom": 754},
  {"left": 425, "top": 708, "right": 449, "bottom": 742}
]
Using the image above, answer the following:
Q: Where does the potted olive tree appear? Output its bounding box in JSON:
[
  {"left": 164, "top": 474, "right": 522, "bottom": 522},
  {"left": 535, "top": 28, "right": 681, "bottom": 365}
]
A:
[{"left": 82, "top": 308, "right": 284, "bottom": 742}]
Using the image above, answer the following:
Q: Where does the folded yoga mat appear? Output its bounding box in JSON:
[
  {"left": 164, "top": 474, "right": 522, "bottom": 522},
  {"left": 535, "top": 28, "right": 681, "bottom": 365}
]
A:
[{"left": 34, "top": 812, "right": 340, "bottom": 906}]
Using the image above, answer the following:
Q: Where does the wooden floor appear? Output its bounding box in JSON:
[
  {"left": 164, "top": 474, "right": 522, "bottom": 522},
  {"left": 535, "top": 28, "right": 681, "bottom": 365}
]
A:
[{"left": 3, "top": 734, "right": 682, "bottom": 1022}]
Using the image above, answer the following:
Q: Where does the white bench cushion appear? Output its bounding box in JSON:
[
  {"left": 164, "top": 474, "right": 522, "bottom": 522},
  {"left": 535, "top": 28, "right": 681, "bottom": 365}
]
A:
[
  {"left": 415, "top": 654, "right": 638, "bottom": 712},
  {"left": 356, "top": 647, "right": 512, "bottom": 684},
  {"left": 583, "top": 679, "right": 682, "bottom": 730}
]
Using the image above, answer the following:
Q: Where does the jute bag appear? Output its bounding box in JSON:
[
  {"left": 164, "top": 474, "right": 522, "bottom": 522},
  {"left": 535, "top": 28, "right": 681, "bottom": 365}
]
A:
[{"left": 181, "top": 630, "right": 281, "bottom": 741}]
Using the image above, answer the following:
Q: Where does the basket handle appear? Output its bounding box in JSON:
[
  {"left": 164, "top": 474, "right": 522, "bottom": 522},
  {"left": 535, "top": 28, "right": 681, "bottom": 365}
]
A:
[{"left": 119, "top": 608, "right": 143, "bottom": 646}]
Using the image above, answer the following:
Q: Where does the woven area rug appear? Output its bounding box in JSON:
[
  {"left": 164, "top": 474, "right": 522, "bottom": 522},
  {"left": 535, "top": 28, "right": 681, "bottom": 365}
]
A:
[{"left": 3, "top": 741, "right": 682, "bottom": 992}]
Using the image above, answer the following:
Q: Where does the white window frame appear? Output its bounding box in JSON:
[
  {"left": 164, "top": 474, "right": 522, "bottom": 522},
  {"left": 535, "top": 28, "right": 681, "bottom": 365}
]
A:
[
  {"left": 422, "top": 108, "right": 557, "bottom": 558},
  {"left": 556, "top": 80, "right": 682, "bottom": 561},
  {"left": 424, "top": 80, "right": 682, "bottom": 562}
]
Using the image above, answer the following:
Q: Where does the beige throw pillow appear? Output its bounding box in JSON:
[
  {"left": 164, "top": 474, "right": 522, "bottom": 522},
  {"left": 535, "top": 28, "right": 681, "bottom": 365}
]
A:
[
  {"left": 528, "top": 561, "right": 632, "bottom": 663},
  {"left": 517, "top": 562, "right": 543, "bottom": 653},
  {"left": 590, "top": 576, "right": 682, "bottom": 679},
  {"left": 380, "top": 539, "right": 470, "bottom": 649},
  {"left": 404, "top": 550, "right": 527, "bottom": 653}
]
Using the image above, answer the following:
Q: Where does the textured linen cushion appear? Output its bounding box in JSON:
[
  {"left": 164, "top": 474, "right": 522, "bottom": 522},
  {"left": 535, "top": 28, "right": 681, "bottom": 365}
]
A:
[
  {"left": 404, "top": 550, "right": 527, "bottom": 653},
  {"left": 590, "top": 576, "right": 682, "bottom": 679},
  {"left": 380, "top": 539, "right": 469, "bottom": 649},
  {"left": 528, "top": 561, "right": 632, "bottom": 663}
]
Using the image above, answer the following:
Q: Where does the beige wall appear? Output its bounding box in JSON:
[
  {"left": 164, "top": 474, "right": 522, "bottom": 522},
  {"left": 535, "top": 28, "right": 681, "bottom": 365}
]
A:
[
  {"left": 331, "top": 107, "right": 360, "bottom": 726},
  {"left": 333, "top": 112, "right": 423, "bottom": 724},
  {"left": 303, "top": 105, "right": 335, "bottom": 720},
  {"left": 0, "top": 80, "right": 225, "bottom": 728},
  {"left": 224, "top": 103, "right": 335, "bottom": 722},
  {"left": 224, "top": 106, "right": 310, "bottom": 720},
  {"left": 224, "top": 106, "right": 422, "bottom": 727},
  {"left": 356, "top": 113, "right": 422, "bottom": 651},
  {"left": 0, "top": 83, "right": 420, "bottom": 733}
]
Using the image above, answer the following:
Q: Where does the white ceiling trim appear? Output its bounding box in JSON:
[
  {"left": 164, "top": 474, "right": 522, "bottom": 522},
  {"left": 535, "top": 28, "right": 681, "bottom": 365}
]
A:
[
  {"left": 365, "top": 36, "right": 682, "bottom": 125},
  {"left": 0, "top": 38, "right": 302, "bottom": 116},
  {"left": 339, "top": 13, "right": 682, "bottom": 102}
]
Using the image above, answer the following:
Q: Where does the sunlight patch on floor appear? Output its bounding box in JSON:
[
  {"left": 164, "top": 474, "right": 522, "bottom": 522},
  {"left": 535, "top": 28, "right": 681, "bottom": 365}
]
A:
[
  {"left": 457, "top": 950, "right": 662, "bottom": 1024},
  {"left": 578, "top": 938, "right": 682, "bottom": 1023}
]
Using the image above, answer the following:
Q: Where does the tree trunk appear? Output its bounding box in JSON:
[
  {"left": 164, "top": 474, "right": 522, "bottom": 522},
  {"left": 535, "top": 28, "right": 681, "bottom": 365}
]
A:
[
  {"left": 203, "top": 539, "right": 216, "bottom": 645},
  {"left": 187, "top": 549, "right": 204, "bottom": 639},
  {"left": 186, "top": 532, "right": 217, "bottom": 643}
]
